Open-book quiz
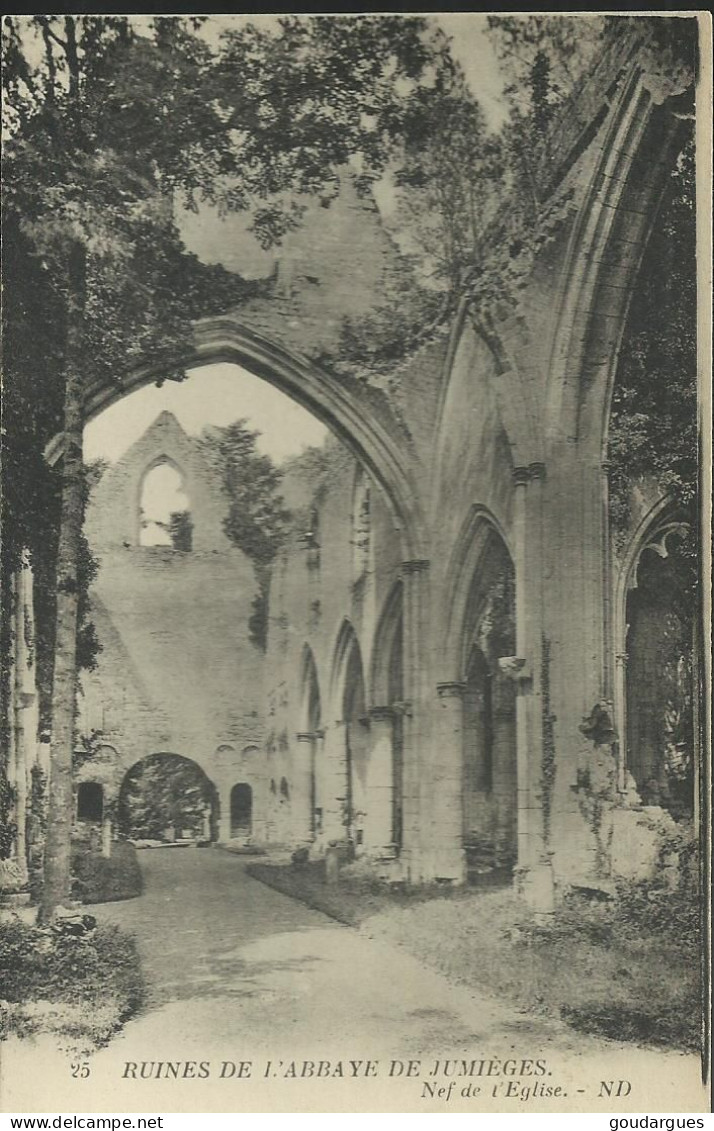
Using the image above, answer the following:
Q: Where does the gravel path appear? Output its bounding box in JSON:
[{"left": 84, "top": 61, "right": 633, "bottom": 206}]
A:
[{"left": 1, "top": 848, "right": 704, "bottom": 1113}]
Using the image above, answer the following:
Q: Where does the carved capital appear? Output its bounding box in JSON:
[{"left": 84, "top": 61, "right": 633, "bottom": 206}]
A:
[
  {"left": 390, "top": 699, "right": 412, "bottom": 717},
  {"left": 295, "top": 732, "right": 315, "bottom": 743},
  {"left": 528, "top": 461, "right": 546, "bottom": 481},
  {"left": 512, "top": 466, "right": 530, "bottom": 487},
  {"left": 369, "top": 705, "right": 394, "bottom": 722},
  {"left": 437, "top": 681, "right": 466, "bottom": 699},
  {"left": 497, "top": 656, "right": 532, "bottom": 683},
  {"left": 401, "top": 559, "right": 430, "bottom": 575}
]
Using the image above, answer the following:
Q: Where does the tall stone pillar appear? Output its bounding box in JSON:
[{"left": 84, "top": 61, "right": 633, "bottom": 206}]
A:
[
  {"left": 295, "top": 732, "right": 316, "bottom": 843},
  {"left": 511, "top": 464, "right": 554, "bottom": 910},
  {"left": 512, "top": 467, "right": 533, "bottom": 875},
  {"left": 217, "top": 782, "right": 231, "bottom": 841},
  {"left": 400, "top": 559, "right": 431, "bottom": 879},
  {"left": 429, "top": 682, "right": 467, "bottom": 883},
  {"left": 491, "top": 676, "right": 517, "bottom": 865},
  {"left": 365, "top": 707, "right": 394, "bottom": 856},
  {"left": 544, "top": 452, "right": 611, "bottom": 888},
  {"left": 321, "top": 721, "right": 349, "bottom": 843}
]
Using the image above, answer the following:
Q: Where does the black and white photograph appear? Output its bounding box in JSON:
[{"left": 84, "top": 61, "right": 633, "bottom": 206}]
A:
[{"left": 0, "top": 12, "right": 711, "bottom": 1116}]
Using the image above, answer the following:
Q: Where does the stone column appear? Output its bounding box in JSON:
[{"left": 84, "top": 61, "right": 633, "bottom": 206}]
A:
[
  {"left": 491, "top": 675, "right": 517, "bottom": 865},
  {"left": 510, "top": 464, "right": 555, "bottom": 910},
  {"left": 217, "top": 783, "right": 232, "bottom": 842},
  {"left": 365, "top": 707, "right": 395, "bottom": 856},
  {"left": 543, "top": 452, "right": 611, "bottom": 889},
  {"left": 400, "top": 559, "right": 431, "bottom": 879},
  {"left": 429, "top": 682, "right": 467, "bottom": 883},
  {"left": 101, "top": 815, "right": 113, "bottom": 858},
  {"left": 321, "top": 721, "right": 349, "bottom": 843},
  {"left": 512, "top": 467, "right": 532, "bottom": 874},
  {"left": 295, "top": 732, "right": 316, "bottom": 843}
]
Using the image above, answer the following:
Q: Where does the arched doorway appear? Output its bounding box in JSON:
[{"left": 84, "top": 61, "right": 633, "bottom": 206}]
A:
[
  {"left": 343, "top": 639, "right": 368, "bottom": 845},
  {"left": 460, "top": 531, "right": 517, "bottom": 874},
  {"left": 330, "top": 622, "right": 368, "bottom": 846},
  {"left": 298, "top": 646, "right": 322, "bottom": 841},
  {"left": 369, "top": 582, "right": 404, "bottom": 856},
  {"left": 230, "top": 782, "right": 253, "bottom": 837},
  {"left": 117, "top": 753, "right": 219, "bottom": 842}
]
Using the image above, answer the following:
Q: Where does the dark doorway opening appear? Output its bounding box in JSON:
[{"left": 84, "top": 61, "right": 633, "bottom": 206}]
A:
[
  {"left": 230, "top": 782, "right": 253, "bottom": 837},
  {"left": 77, "top": 781, "right": 104, "bottom": 822}
]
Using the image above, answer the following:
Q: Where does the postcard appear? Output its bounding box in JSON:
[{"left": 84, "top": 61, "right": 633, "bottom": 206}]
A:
[{"left": 1, "top": 11, "right": 710, "bottom": 1115}]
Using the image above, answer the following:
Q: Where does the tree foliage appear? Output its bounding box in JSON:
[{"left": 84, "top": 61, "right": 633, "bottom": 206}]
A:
[
  {"left": 1, "top": 13, "right": 452, "bottom": 910},
  {"left": 199, "top": 420, "right": 291, "bottom": 569},
  {"left": 393, "top": 63, "right": 504, "bottom": 298},
  {"left": 199, "top": 421, "right": 291, "bottom": 650},
  {"left": 117, "top": 754, "right": 214, "bottom": 841},
  {"left": 608, "top": 129, "right": 697, "bottom": 585}
]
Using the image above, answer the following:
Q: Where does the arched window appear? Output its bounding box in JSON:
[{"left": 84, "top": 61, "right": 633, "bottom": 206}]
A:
[
  {"left": 624, "top": 523, "right": 695, "bottom": 819},
  {"left": 351, "top": 467, "right": 371, "bottom": 582},
  {"left": 77, "top": 781, "right": 103, "bottom": 822},
  {"left": 139, "top": 461, "right": 193, "bottom": 550}
]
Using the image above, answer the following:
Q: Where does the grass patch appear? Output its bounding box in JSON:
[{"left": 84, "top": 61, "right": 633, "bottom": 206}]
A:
[
  {"left": 366, "top": 883, "right": 701, "bottom": 1053},
  {"left": 71, "top": 839, "right": 143, "bottom": 904},
  {"left": 248, "top": 858, "right": 701, "bottom": 1053},
  {"left": 246, "top": 858, "right": 472, "bottom": 925},
  {"left": 0, "top": 918, "right": 145, "bottom": 1052}
]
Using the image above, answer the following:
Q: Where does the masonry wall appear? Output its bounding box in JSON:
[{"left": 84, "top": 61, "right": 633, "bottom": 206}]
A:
[
  {"left": 79, "top": 413, "right": 268, "bottom": 840},
  {"left": 262, "top": 435, "right": 404, "bottom": 851}
]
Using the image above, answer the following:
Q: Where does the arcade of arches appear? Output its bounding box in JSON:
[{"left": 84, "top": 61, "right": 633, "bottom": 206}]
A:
[{"left": 3, "top": 29, "right": 700, "bottom": 910}]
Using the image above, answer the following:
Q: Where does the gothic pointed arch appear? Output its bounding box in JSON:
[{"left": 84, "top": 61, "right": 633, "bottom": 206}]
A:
[
  {"left": 49, "top": 318, "right": 426, "bottom": 560},
  {"left": 614, "top": 499, "right": 696, "bottom": 818},
  {"left": 545, "top": 65, "right": 692, "bottom": 453}
]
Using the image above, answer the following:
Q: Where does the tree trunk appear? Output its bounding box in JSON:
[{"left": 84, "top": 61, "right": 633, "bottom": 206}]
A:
[{"left": 39, "top": 241, "right": 86, "bottom": 923}]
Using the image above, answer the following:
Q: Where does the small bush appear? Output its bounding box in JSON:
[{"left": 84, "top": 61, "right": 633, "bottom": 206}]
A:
[
  {"left": 0, "top": 918, "right": 145, "bottom": 1049},
  {"left": 71, "top": 838, "right": 143, "bottom": 904}
]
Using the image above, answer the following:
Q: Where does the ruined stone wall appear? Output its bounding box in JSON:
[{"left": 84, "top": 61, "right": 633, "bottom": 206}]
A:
[
  {"left": 66, "top": 25, "right": 696, "bottom": 893},
  {"left": 263, "top": 434, "right": 404, "bottom": 847},
  {"left": 80, "top": 413, "right": 267, "bottom": 840}
]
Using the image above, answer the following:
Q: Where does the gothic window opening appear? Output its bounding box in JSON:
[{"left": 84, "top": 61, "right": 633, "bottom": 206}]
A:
[
  {"left": 625, "top": 526, "right": 695, "bottom": 820},
  {"left": 351, "top": 467, "right": 372, "bottom": 583},
  {"left": 139, "top": 461, "right": 193, "bottom": 550}
]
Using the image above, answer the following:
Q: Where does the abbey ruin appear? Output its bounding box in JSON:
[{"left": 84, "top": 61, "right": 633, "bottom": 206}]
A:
[{"left": 2, "top": 22, "right": 701, "bottom": 912}]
